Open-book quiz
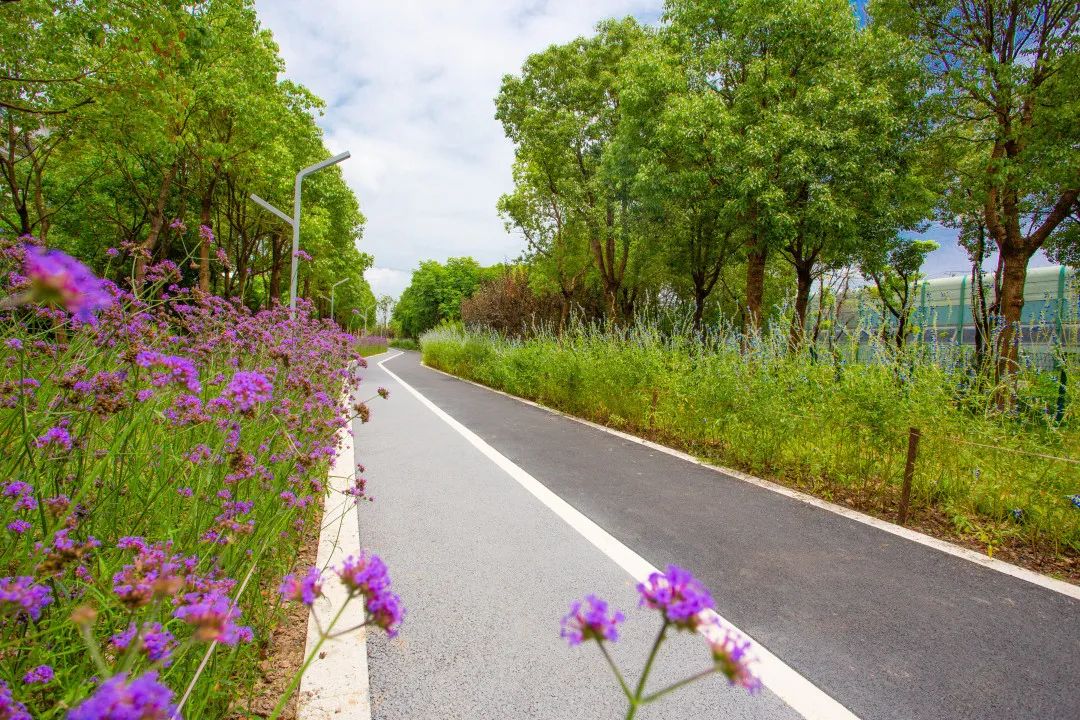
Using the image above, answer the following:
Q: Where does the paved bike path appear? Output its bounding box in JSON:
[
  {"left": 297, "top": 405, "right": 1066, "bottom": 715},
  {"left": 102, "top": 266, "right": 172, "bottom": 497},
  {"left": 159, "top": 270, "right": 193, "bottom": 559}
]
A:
[
  {"left": 354, "top": 353, "right": 801, "bottom": 719},
  {"left": 364, "top": 351, "right": 1079, "bottom": 720}
]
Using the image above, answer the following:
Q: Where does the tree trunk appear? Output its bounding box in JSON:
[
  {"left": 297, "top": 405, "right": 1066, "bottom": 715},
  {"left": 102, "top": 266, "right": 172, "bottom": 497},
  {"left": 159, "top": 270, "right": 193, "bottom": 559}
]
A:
[
  {"left": 995, "top": 247, "right": 1033, "bottom": 386},
  {"left": 744, "top": 235, "right": 767, "bottom": 333},
  {"left": 789, "top": 262, "right": 813, "bottom": 350},
  {"left": 268, "top": 233, "right": 282, "bottom": 305},
  {"left": 198, "top": 180, "right": 216, "bottom": 293},
  {"left": 693, "top": 283, "right": 707, "bottom": 333},
  {"left": 134, "top": 162, "right": 178, "bottom": 287}
]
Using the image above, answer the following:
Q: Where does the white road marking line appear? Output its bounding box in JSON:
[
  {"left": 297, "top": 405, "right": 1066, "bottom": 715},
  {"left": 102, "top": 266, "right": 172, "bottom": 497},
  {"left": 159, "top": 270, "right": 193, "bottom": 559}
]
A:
[
  {"left": 378, "top": 352, "right": 861, "bottom": 720},
  {"left": 418, "top": 357, "right": 1080, "bottom": 602}
]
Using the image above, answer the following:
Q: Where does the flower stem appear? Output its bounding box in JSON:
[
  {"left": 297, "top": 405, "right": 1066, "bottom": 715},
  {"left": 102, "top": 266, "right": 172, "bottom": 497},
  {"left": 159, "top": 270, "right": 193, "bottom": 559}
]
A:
[
  {"left": 267, "top": 599, "right": 350, "bottom": 720},
  {"left": 599, "top": 641, "right": 632, "bottom": 700},
  {"left": 625, "top": 621, "right": 669, "bottom": 720},
  {"left": 640, "top": 668, "right": 716, "bottom": 704}
]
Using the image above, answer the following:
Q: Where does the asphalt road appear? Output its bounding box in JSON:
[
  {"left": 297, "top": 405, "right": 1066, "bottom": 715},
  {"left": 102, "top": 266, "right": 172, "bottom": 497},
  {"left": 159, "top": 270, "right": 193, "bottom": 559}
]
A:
[{"left": 356, "top": 351, "right": 1079, "bottom": 720}]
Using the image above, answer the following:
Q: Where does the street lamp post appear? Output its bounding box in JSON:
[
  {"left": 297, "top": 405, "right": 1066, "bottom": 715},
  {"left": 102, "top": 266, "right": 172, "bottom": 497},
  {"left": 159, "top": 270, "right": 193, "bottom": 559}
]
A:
[
  {"left": 249, "top": 150, "right": 351, "bottom": 317},
  {"left": 359, "top": 300, "right": 375, "bottom": 335},
  {"left": 330, "top": 278, "right": 348, "bottom": 320}
]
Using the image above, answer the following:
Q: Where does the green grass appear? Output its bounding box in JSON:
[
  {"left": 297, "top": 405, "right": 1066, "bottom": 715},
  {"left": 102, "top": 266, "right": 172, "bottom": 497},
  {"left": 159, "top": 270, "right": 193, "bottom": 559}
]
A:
[
  {"left": 359, "top": 344, "right": 388, "bottom": 357},
  {"left": 421, "top": 324, "right": 1080, "bottom": 561},
  {"left": 389, "top": 338, "right": 420, "bottom": 351}
]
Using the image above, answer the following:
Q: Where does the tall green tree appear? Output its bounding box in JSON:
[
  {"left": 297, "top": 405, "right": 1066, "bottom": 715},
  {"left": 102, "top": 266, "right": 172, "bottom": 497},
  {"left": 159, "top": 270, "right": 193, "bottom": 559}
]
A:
[
  {"left": 861, "top": 236, "right": 939, "bottom": 347},
  {"left": 664, "top": 0, "right": 932, "bottom": 343},
  {"left": 875, "top": 0, "right": 1079, "bottom": 381},
  {"left": 496, "top": 18, "right": 648, "bottom": 322},
  {"left": 616, "top": 29, "right": 743, "bottom": 331}
]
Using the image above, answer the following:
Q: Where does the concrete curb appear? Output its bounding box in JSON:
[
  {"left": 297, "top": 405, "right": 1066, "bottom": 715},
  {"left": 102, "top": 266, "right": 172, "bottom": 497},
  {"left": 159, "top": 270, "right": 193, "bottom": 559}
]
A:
[
  {"left": 409, "top": 353, "right": 1080, "bottom": 601},
  {"left": 296, "top": 420, "right": 372, "bottom": 719}
]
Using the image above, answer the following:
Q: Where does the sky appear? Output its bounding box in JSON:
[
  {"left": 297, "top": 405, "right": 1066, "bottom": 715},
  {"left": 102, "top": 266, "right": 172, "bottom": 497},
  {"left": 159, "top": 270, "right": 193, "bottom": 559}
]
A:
[{"left": 254, "top": 1, "right": 1049, "bottom": 300}]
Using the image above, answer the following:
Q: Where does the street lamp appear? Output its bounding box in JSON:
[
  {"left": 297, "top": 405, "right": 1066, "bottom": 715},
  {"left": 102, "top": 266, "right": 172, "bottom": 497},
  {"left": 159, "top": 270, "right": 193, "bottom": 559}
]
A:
[
  {"left": 359, "top": 300, "right": 375, "bottom": 335},
  {"left": 330, "top": 278, "right": 348, "bottom": 320},
  {"left": 249, "top": 150, "right": 351, "bottom": 317}
]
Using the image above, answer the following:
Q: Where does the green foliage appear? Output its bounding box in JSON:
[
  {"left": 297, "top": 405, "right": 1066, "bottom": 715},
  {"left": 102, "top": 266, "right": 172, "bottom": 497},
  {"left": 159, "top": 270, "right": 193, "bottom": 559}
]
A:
[
  {"left": 0, "top": 0, "right": 374, "bottom": 323},
  {"left": 423, "top": 324, "right": 1080, "bottom": 558},
  {"left": 392, "top": 258, "right": 499, "bottom": 337}
]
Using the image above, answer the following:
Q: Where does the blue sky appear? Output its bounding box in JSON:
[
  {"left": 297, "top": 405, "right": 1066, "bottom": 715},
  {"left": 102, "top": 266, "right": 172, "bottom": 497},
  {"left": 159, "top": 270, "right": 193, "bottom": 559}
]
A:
[{"left": 254, "top": 1, "right": 1047, "bottom": 298}]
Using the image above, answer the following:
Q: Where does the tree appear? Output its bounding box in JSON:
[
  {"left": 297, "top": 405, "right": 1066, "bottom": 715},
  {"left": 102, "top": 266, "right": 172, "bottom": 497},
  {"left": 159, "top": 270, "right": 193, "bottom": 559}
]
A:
[
  {"left": 664, "top": 0, "right": 933, "bottom": 345},
  {"left": 497, "top": 160, "right": 592, "bottom": 329},
  {"left": 876, "top": 0, "right": 1079, "bottom": 383},
  {"left": 392, "top": 258, "right": 498, "bottom": 337},
  {"left": 496, "top": 18, "right": 648, "bottom": 323},
  {"left": 861, "top": 237, "right": 939, "bottom": 347},
  {"left": 615, "top": 30, "right": 742, "bottom": 331}
]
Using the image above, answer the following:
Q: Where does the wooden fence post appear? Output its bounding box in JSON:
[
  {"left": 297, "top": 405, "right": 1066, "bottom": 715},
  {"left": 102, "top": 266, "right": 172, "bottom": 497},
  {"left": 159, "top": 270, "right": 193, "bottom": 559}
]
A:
[{"left": 898, "top": 427, "right": 920, "bottom": 525}]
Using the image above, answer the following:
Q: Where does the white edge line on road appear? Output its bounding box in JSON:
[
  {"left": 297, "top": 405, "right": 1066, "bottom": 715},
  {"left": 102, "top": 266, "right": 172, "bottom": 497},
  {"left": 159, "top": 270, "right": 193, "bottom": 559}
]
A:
[
  {"left": 297, "top": 399, "right": 372, "bottom": 720},
  {"left": 378, "top": 351, "right": 861, "bottom": 720},
  {"left": 413, "top": 355, "right": 1080, "bottom": 603}
]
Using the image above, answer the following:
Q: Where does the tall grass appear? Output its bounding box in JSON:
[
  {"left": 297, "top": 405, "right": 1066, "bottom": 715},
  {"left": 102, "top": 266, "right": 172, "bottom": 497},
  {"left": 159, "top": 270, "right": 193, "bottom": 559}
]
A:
[{"left": 422, "top": 320, "right": 1080, "bottom": 560}]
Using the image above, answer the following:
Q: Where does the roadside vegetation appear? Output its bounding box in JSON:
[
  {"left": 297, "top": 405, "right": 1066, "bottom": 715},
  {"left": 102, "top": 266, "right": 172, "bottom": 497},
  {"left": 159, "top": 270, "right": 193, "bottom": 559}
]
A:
[
  {"left": 0, "top": 237, "right": 402, "bottom": 717},
  {"left": 1, "top": 2, "right": 404, "bottom": 716}
]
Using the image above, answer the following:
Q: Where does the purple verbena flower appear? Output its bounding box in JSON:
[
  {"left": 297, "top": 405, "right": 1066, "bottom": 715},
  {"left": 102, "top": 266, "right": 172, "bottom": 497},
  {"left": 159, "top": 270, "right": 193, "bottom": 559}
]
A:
[
  {"left": 560, "top": 594, "right": 624, "bottom": 646},
  {"left": 701, "top": 617, "right": 761, "bottom": 693},
  {"left": 7, "top": 520, "right": 31, "bottom": 534},
  {"left": 0, "top": 576, "right": 52, "bottom": 621},
  {"left": 279, "top": 567, "right": 323, "bottom": 607},
  {"left": 110, "top": 622, "right": 177, "bottom": 666},
  {"left": 23, "top": 665, "right": 54, "bottom": 685},
  {"left": 0, "top": 679, "right": 31, "bottom": 720},
  {"left": 5, "top": 338, "right": 22, "bottom": 351},
  {"left": 173, "top": 590, "right": 252, "bottom": 645},
  {"left": 112, "top": 540, "right": 195, "bottom": 608},
  {"left": 221, "top": 371, "right": 273, "bottom": 413},
  {"left": 135, "top": 351, "right": 201, "bottom": 393},
  {"left": 23, "top": 245, "right": 113, "bottom": 323},
  {"left": 35, "top": 425, "right": 73, "bottom": 451},
  {"left": 335, "top": 552, "right": 403, "bottom": 637},
  {"left": 67, "top": 672, "right": 178, "bottom": 720},
  {"left": 637, "top": 565, "right": 714, "bottom": 630}
]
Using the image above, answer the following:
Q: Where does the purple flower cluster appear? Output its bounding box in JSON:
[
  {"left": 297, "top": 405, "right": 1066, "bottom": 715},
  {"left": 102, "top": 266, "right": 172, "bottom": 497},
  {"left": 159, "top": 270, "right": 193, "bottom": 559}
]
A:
[
  {"left": 35, "top": 424, "right": 73, "bottom": 451},
  {"left": 135, "top": 351, "right": 201, "bottom": 393},
  {"left": 0, "top": 680, "right": 30, "bottom": 720},
  {"left": 173, "top": 590, "right": 253, "bottom": 645},
  {"left": 67, "top": 672, "right": 178, "bottom": 720},
  {"left": 110, "top": 622, "right": 177, "bottom": 665},
  {"left": 701, "top": 617, "right": 761, "bottom": 692},
  {"left": 637, "top": 564, "right": 715, "bottom": 630},
  {"left": 23, "top": 664, "right": 54, "bottom": 685},
  {"left": 336, "top": 552, "right": 403, "bottom": 637},
  {"left": 279, "top": 566, "right": 323, "bottom": 607},
  {"left": 1, "top": 240, "right": 378, "bottom": 713},
  {"left": 23, "top": 245, "right": 113, "bottom": 324},
  {"left": 0, "top": 576, "right": 52, "bottom": 621},
  {"left": 222, "top": 371, "right": 273, "bottom": 413},
  {"left": 561, "top": 594, "right": 625, "bottom": 646},
  {"left": 112, "top": 538, "right": 196, "bottom": 609}
]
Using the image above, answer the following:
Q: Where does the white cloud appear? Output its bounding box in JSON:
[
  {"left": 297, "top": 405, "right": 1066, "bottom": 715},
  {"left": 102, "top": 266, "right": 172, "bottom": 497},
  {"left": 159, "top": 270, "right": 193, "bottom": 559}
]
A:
[
  {"left": 256, "top": 0, "right": 663, "bottom": 298},
  {"left": 364, "top": 266, "right": 412, "bottom": 300}
]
